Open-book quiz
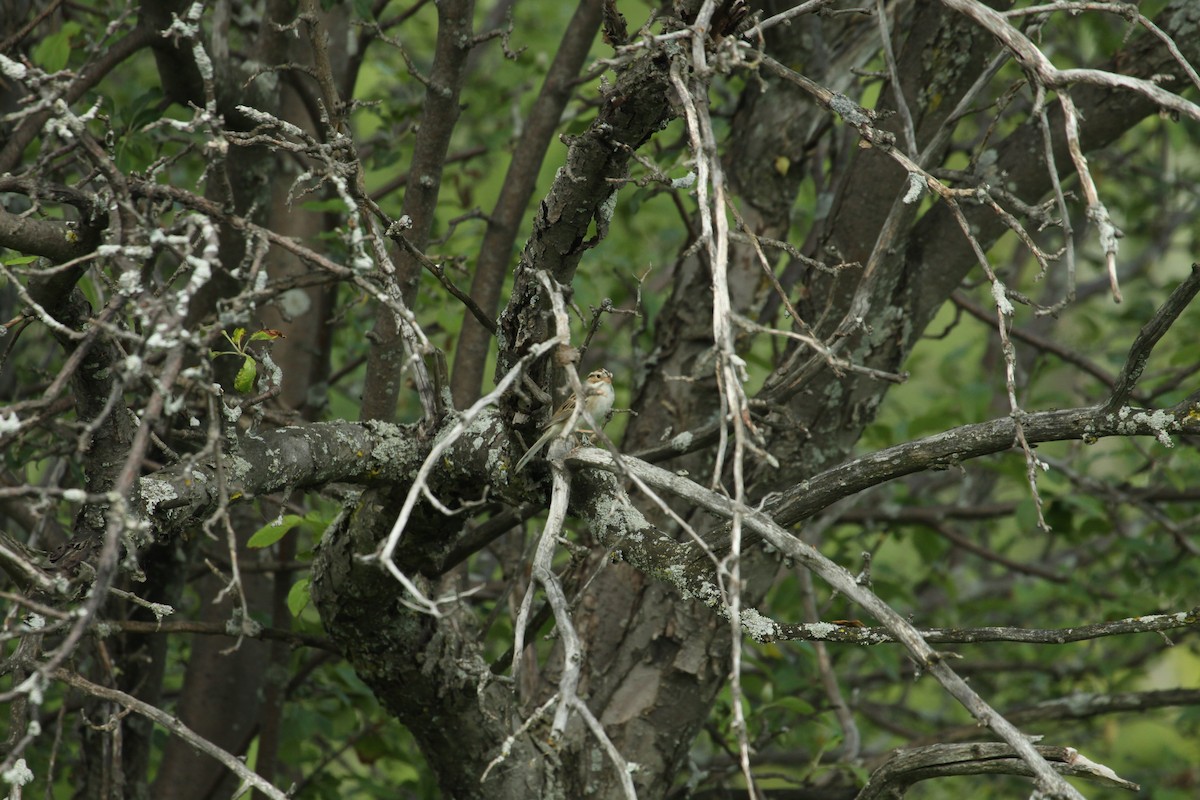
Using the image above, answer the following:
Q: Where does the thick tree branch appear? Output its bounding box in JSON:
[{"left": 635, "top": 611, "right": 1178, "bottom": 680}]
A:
[
  {"left": 361, "top": 0, "right": 475, "bottom": 421},
  {"left": 451, "top": 0, "right": 605, "bottom": 407},
  {"left": 494, "top": 31, "right": 679, "bottom": 381},
  {"left": 931, "top": 688, "right": 1200, "bottom": 746},
  {"left": 0, "top": 180, "right": 109, "bottom": 268},
  {"left": 940, "top": 0, "right": 1200, "bottom": 123},
  {"left": 132, "top": 420, "right": 421, "bottom": 538},
  {"left": 766, "top": 400, "right": 1200, "bottom": 528},
  {"left": 859, "top": 742, "right": 1138, "bottom": 799},
  {"left": 768, "top": 606, "right": 1200, "bottom": 646}
]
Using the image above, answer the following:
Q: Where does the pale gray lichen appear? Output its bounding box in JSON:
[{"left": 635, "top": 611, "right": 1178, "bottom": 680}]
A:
[
  {"left": 365, "top": 424, "right": 416, "bottom": 473},
  {"left": 258, "top": 351, "right": 282, "bottom": 393},
  {"left": 902, "top": 172, "right": 925, "bottom": 205},
  {"left": 671, "top": 171, "right": 696, "bottom": 189},
  {"left": 829, "top": 93, "right": 869, "bottom": 126},
  {"left": 664, "top": 563, "right": 688, "bottom": 595},
  {"left": 14, "top": 671, "right": 46, "bottom": 705},
  {"left": 0, "top": 53, "right": 28, "bottom": 80},
  {"left": 146, "top": 602, "right": 175, "bottom": 621},
  {"left": 138, "top": 478, "right": 179, "bottom": 515},
  {"left": 2, "top": 758, "right": 33, "bottom": 787},
  {"left": 670, "top": 431, "right": 693, "bottom": 451},
  {"left": 991, "top": 279, "right": 1014, "bottom": 316},
  {"left": 1139, "top": 408, "right": 1175, "bottom": 447},
  {"left": 694, "top": 581, "right": 722, "bottom": 605},
  {"left": 1115, "top": 407, "right": 1175, "bottom": 447},
  {"left": 597, "top": 189, "right": 619, "bottom": 230},
  {"left": 0, "top": 411, "right": 20, "bottom": 434},
  {"left": 739, "top": 608, "right": 781, "bottom": 643},
  {"left": 808, "top": 621, "right": 841, "bottom": 639},
  {"left": 227, "top": 454, "right": 254, "bottom": 482},
  {"left": 277, "top": 288, "right": 312, "bottom": 321}
]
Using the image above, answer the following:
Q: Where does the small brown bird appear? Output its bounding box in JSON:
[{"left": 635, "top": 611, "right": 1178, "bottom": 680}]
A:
[{"left": 514, "top": 369, "right": 615, "bottom": 472}]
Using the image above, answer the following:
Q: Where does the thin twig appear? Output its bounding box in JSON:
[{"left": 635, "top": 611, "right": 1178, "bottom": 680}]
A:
[
  {"left": 1104, "top": 263, "right": 1200, "bottom": 411},
  {"left": 52, "top": 669, "right": 290, "bottom": 800}
]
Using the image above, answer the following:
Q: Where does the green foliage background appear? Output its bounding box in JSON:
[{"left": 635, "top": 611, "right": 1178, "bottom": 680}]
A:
[{"left": 4, "top": 1, "right": 1198, "bottom": 797}]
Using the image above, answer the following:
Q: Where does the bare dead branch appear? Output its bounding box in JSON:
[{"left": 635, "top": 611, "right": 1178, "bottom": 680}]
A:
[
  {"left": 859, "top": 742, "right": 1138, "bottom": 799},
  {"left": 1105, "top": 262, "right": 1200, "bottom": 411},
  {"left": 51, "top": 669, "right": 290, "bottom": 800},
  {"left": 768, "top": 606, "right": 1200, "bottom": 646},
  {"left": 766, "top": 400, "right": 1199, "bottom": 528},
  {"left": 112, "top": 618, "right": 337, "bottom": 652}
]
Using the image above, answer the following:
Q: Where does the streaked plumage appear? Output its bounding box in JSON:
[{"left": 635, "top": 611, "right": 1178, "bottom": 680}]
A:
[{"left": 514, "top": 369, "right": 614, "bottom": 472}]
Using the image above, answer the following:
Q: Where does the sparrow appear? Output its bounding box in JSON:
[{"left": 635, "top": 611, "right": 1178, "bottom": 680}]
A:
[{"left": 514, "top": 368, "right": 615, "bottom": 472}]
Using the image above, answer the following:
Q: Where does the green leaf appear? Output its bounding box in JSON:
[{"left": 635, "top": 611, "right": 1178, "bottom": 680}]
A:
[
  {"left": 912, "top": 531, "right": 948, "bottom": 563},
  {"left": 234, "top": 356, "right": 257, "bottom": 393},
  {"left": 766, "top": 696, "right": 816, "bottom": 716},
  {"left": 126, "top": 88, "right": 167, "bottom": 131},
  {"left": 2, "top": 255, "right": 39, "bottom": 266},
  {"left": 1043, "top": 499, "right": 1074, "bottom": 536},
  {"left": 247, "top": 514, "right": 304, "bottom": 548},
  {"left": 287, "top": 577, "right": 311, "bottom": 617},
  {"left": 113, "top": 89, "right": 168, "bottom": 172},
  {"left": 627, "top": 188, "right": 646, "bottom": 216},
  {"left": 848, "top": 763, "right": 872, "bottom": 787},
  {"left": 303, "top": 508, "right": 335, "bottom": 532},
  {"left": 32, "top": 22, "right": 82, "bottom": 72},
  {"left": 116, "top": 137, "right": 153, "bottom": 173},
  {"left": 1014, "top": 497, "right": 1041, "bottom": 532}
]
